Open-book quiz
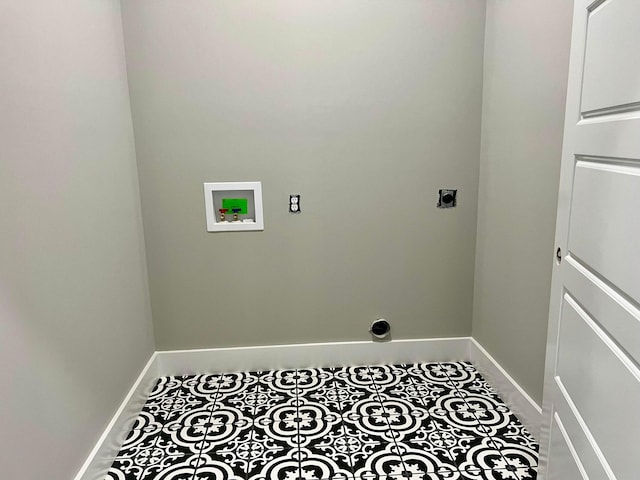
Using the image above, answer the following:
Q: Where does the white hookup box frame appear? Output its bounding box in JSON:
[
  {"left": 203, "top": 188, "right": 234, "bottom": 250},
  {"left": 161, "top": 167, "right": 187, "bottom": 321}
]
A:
[{"left": 203, "top": 181, "right": 264, "bottom": 232}]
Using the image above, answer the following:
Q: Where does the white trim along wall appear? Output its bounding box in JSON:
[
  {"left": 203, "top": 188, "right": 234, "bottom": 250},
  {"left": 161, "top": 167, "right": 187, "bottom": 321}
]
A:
[
  {"left": 468, "top": 338, "right": 542, "bottom": 438},
  {"left": 75, "top": 337, "right": 541, "bottom": 480}
]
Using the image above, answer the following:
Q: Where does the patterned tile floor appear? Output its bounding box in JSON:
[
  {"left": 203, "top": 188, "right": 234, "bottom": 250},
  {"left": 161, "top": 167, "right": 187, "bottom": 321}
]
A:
[{"left": 107, "top": 362, "right": 538, "bottom": 480}]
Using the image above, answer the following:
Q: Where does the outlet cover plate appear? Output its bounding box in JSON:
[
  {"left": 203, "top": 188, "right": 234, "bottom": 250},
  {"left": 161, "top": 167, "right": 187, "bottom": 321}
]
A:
[{"left": 289, "top": 194, "right": 301, "bottom": 214}]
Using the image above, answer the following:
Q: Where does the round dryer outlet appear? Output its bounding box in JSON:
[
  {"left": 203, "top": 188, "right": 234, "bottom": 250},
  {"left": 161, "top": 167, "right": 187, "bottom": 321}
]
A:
[{"left": 370, "top": 319, "right": 391, "bottom": 339}]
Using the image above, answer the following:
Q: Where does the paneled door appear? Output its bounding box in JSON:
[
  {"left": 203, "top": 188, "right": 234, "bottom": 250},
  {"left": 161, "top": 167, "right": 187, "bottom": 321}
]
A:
[{"left": 538, "top": 0, "right": 640, "bottom": 479}]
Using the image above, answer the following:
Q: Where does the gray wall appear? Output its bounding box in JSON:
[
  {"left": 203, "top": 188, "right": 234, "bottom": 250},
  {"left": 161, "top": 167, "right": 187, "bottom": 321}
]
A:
[
  {"left": 121, "top": 0, "right": 486, "bottom": 350},
  {"left": 472, "top": 0, "right": 573, "bottom": 404},
  {"left": 0, "top": 2, "right": 155, "bottom": 478}
]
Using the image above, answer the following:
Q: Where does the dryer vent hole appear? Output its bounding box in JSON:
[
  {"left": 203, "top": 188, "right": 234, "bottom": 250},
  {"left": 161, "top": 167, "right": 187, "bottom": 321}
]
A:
[{"left": 370, "top": 319, "right": 391, "bottom": 338}]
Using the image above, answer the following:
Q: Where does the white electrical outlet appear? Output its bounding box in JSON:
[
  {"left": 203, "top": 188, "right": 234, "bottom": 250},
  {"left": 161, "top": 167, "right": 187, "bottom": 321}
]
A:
[{"left": 289, "top": 194, "right": 301, "bottom": 213}]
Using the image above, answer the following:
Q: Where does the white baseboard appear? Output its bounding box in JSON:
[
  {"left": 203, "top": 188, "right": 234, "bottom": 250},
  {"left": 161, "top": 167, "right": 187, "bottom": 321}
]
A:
[
  {"left": 75, "top": 336, "right": 542, "bottom": 480},
  {"left": 468, "top": 338, "right": 542, "bottom": 439},
  {"left": 74, "top": 352, "right": 160, "bottom": 480},
  {"left": 155, "top": 337, "right": 471, "bottom": 376}
]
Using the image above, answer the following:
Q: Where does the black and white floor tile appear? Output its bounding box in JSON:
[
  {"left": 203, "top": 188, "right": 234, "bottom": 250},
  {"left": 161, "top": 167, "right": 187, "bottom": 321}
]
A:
[{"left": 107, "top": 362, "right": 538, "bottom": 480}]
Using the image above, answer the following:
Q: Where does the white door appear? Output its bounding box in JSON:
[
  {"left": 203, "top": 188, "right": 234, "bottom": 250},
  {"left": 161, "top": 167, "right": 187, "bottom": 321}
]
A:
[{"left": 538, "top": 0, "right": 640, "bottom": 479}]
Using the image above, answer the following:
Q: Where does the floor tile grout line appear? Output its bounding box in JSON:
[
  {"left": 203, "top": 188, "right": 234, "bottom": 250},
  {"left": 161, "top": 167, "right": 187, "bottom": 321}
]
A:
[
  {"left": 326, "top": 368, "right": 361, "bottom": 478},
  {"left": 442, "top": 364, "right": 525, "bottom": 478},
  {"left": 405, "top": 362, "right": 468, "bottom": 477},
  {"left": 439, "top": 364, "right": 497, "bottom": 473},
  {"left": 366, "top": 364, "right": 408, "bottom": 476},
  {"left": 365, "top": 365, "right": 386, "bottom": 407},
  {"left": 294, "top": 368, "right": 303, "bottom": 480},
  {"left": 482, "top": 426, "right": 532, "bottom": 480},
  {"left": 401, "top": 362, "right": 462, "bottom": 470},
  {"left": 147, "top": 375, "right": 195, "bottom": 480},
  {"left": 333, "top": 369, "right": 363, "bottom": 478},
  {"left": 443, "top": 362, "right": 506, "bottom": 407},
  {"left": 243, "top": 371, "right": 262, "bottom": 480},
  {"left": 341, "top": 366, "right": 375, "bottom": 480},
  {"left": 411, "top": 362, "right": 498, "bottom": 476},
  {"left": 190, "top": 372, "right": 225, "bottom": 480},
  {"left": 314, "top": 366, "right": 369, "bottom": 479},
  {"left": 439, "top": 363, "right": 535, "bottom": 464}
]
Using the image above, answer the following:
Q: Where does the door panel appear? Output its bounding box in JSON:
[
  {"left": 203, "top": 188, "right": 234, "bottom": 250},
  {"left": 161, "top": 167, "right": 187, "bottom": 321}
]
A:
[
  {"left": 546, "top": 414, "right": 586, "bottom": 480},
  {"left": 568, "top": 159, "right": 640, "bottom": 301},
  {"left": 564, "top": 256, "right": 640, "bottom": 364},
  {"left": 551, "top": 385, "right": 612, "bottom": 480},
  {"left": 581, "top": 0, "right": 640, "bottom": 114},
  {"left": 557, "top": 295, "right": 640, "bottom": 479},
  {"left": 539, "top": 0, "right": 640, "bottom": 478},
  {"left": 576, "top": 117, "right": 640, "bottom": 159}
]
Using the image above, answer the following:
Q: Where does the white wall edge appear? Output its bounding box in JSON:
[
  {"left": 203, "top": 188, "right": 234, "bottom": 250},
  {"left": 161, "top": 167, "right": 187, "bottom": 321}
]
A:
[
  {"left": 155, "top": 337, "right": 472, "bottom": 376},
  {"left": 468, "top": 338, "right": 542, "bottom": 439},
  {"left": 74, "top": 352, "right": 160, "bottom": 480}
]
